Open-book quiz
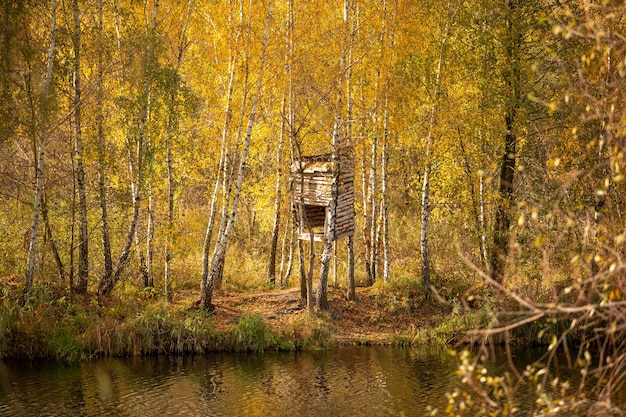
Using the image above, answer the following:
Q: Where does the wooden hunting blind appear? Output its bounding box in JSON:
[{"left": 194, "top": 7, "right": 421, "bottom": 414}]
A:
[{"left": 290, "top": 154, "right": 355, "bottom": 242}]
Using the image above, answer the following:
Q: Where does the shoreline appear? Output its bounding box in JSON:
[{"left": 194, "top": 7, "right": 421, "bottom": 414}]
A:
[
  {"left": 0, "top": 284, "right": 461, "bottom": 361},
  {"left": 0, "top": 282, "right": 551, "bottom": 361}
]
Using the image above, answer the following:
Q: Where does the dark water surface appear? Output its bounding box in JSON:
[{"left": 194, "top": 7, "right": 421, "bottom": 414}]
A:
[{"left": 0, "top": 346, "right": 551, "bottom": 416}]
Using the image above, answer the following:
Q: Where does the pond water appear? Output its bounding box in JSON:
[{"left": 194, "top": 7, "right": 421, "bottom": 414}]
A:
[{"left": 0, "top": 346, "right": 560, "bottom": 416}]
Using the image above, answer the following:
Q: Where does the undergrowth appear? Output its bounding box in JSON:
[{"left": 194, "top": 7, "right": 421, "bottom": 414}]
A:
[{"left": 0, "top": 280, "right": 335, "bottom": 361}]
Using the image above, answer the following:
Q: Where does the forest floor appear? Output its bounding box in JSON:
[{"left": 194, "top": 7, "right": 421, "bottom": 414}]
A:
[
  {"left": 0, "top": 276, "right": 461, "bottom": 359},
  {"left": 178, "top": 285, "right": 452, "bottom": 346}
]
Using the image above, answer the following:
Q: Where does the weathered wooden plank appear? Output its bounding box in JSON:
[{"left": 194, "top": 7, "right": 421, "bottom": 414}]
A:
[
  {"left": 298, "top": 232, "right": 325, "bottom": 242},
  {"left": 337, "top": 195, "right": 354, "bottom": 204}
]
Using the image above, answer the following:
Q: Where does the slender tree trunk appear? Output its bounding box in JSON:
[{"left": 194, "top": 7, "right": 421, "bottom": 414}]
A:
[
  {"left": 381, "top": 129, "right": 390, "bottom": 283},
  {"left": 96, "top": 0, "right": 113, "bottom": 288},
  {"left": 212, "top": 2, "right": 252, "bottom": 291},
  {"left": 145, "top": 187, "right": 154, "bottom": 287},
  {"left": 163, "top": 117, "right": 172, "bottom": 298},
  {"left": 459, "top": 133, "right": 488, "bottom": 270},
  {"left": 98, "top": 0, "right": 148, "bottom": 297},
  {"left": 267, "top": 97, "right": 286, "bottom": 285},
  {"left": 479, "top": 171, "right": 488, "bottom": 269},
  {"left": 202, "top": 1, "right": 272, "bottom": 310},
  {"left": 141, "top": 0, "right": 160, "bottom": 290},
  {"left": 162, "top": 0, "right": 191, "bottom": 302},
  {"left": 307, "top": 231, "right": 315, "bottom": 312},
  {"left": 316, "top": 0, "right": 349, "bottom": 311},
  {"left": 99, "top": 145, "right": 143, "bottom": 296},
  {"left": 130, "top": 109, "right": 147, "bottom": 287},
  {"left": 98, "top": 112, "right": 145, "bottom": 296},
  {"left": 279, "top": 215, "right": 291, "bottom": 286},
  {"left": 333, "top": 241, "right": 338, "bottom": 288},
  {"left": 134, "top": 148, "right": 147, "bottom": 287},
  {"left": 292, "top": 153, "right": 315, "bottom": 311},
  {"left": 352, "top": 5, "right": 370, "bottom": 286},
  {"left": 490, "top": 0, "right": 522, "bottom": 283},
  {"left": 165, "top": 112, "right": 173, "bottom": 297},
  {"left": 42, "top": 193, "right": 65, "bottom": 282},
  {"left": 380, "top": 0, "right": 396, "bottom": 284},
  {"left": 72, "top": 0, "right": 88, "bottom": 294},
  {"left": 318, "top": 71, "right": 345, "bottom": 310},
  {"left": 420, "top": 141, "right": 434, "bottom": 300},
  {"left": 316, "top": 175, "right": 337, "bottom": 310},
  {"left": 366, "top": 0, "right": 392, "bottom": 287},
  {"left": 24, "top": 0, "right": 57, "bottom": 296},
  {"left": 69, "top": 155, "right": 76, "bottom": 291},
  {"left": 298, "top": 238, "right": 307, "bottom": 303},
  {"left": 368, "top": 133, "right": 378, "bottom": 285},
  {"left": 347, "top": 235, "right": 355, "bottom": 301},
  {"left": 490, "top": 117, "right": 516, "bottom": 282},
  {"left": 201, "top": 57, "right": 236, "bottom": 293},
  {"left": 420, "top": 0, "right": 456, "bottom": 300},
  {"left": 361, "top": 130, "right": 371, "bottom": 283},
  {"left": 287, "top": 0, "right": 304, "bottom": 301}
]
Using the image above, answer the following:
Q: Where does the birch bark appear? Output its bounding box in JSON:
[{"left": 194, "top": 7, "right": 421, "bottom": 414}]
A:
[
  {"left": 267, "top": 97, "right": 286, "bottom": 285},
  {"left": 164, "top": 0, "right": 192, "bottom": 301},
  {"left": 420, "top": 0, "right": 458, "bottom": 300},
  {"left": 96, "top": 0, "right": 113, "bottom": 290},
  {"left": 24, "top": 0, "right": 57, "bottom": 296},
  {"left": 202, "top": 1, "right": 273, "bottom": 310}
]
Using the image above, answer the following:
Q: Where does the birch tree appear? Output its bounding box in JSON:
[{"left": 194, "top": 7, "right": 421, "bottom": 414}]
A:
[
  {"left": 142, "top": 0, "right": 161, "bottom": 289},
  {"left": 201, "top": 0, "right": 273, "bottom": 310},
  {"left": 379, "top": 0, "right": 398, "bottom": 284},
  {"left": 98, "top": 1, "right": 151, "bottom": 296},
  {"left": 24, "top": 0, "right": 58, "bottom": 296},
  {"left": 96, "top": 0, "right": 113, "bottom": 294},
  {"left": 316, "top": 0, "right": 351, "bottom": 311},
  {"left": 200, "top": 0, "right": 241, "bottom": 295},
  {"left": 164, "top": 0, "right": 193, "bottom": 302},
  {"left": 420, "top": 0, "right": 459, "bottom": 300},
  {"left": 267, "top": 97, "right": 285, "bottom": 285},
  {"left": 72, "top": 0, "right": 89, "bottom": 294}
]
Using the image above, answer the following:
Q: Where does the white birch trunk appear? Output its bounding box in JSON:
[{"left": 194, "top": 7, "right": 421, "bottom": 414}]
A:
[
  {"left": 201, "top": 58, "right": 236, "bottom": 293},
  {"left": 146, "top": 187, "right": 154, "bottom": 287},
  {"left": 283, "top": 220, "right": 295, "bottom": 286},
  {"left": 368, "top": 121, "right": 378, "bottom": 286},
  {"left": 96, "top": 0, "right": 113, "bottom": 287},
  {"left": 420, "top": 0, "right": 457, "bottom": 300},
  {"left": 98, "top": 0, "right": 148, "bottom": 296},
  {"left": 382, "top": 131, "right": 390, "bottom": 283},
  {"left": 202, "top": 1, "right": 273, "bottom": 309},
  {"left": 316, "top": 120, "right": 339, "bottom": 311},
  {"left": 267, "top": 97, "right": 286, "bottom": 285},
  {"left": 164, "top": 0, "right": 192, "bottom": 302},
  {"left": 25, "top": 0, "right": 57, "bottom": 296},
  {"left": 381, "top": 0, "right": 397, "bottom": 284},
  {"left": 479, "top": 172, "right": 488, "bottom": 270},
  {"left": 316, "top": 0, "right": 349, "bottom": 311},
  {"left": 99, "top": 118, "right": 144, "bottom": 295}
]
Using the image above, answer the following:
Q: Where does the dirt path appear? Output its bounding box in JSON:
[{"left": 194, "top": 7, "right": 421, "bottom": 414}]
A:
[{"left": 193, "top": 285, "right": 446, "bottom": 345}]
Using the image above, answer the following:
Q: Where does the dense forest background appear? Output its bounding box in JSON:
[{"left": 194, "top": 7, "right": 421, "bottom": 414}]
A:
[
  {"left": 1, "top": 0, "right": 625, "bottom": 315},
  {"left": 2, "top": 0, "right": 626, "bottom": 413}
]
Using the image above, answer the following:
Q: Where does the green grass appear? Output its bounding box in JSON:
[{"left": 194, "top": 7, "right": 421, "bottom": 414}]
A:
[{"left": 0, "top": 279, "right": 341, "bottom": 360}]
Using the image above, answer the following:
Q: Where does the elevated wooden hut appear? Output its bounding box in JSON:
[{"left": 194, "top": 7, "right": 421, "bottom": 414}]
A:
[{"left": 290, "top": 154, "right": 355, "bottom": 242}]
